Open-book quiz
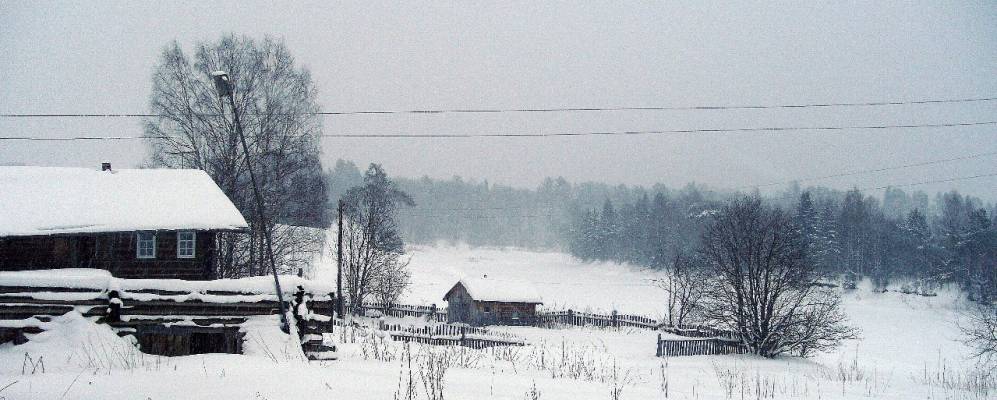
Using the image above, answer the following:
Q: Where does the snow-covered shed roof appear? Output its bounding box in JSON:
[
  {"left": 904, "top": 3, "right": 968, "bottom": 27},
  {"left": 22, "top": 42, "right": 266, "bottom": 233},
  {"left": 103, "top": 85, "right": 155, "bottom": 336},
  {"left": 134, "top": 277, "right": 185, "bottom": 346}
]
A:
[
  {"left": 0, "top": 166, "right": 249, "bottom": 237},
  {"left": 444, "top": 276, "right": 543, "bottom": 304}
]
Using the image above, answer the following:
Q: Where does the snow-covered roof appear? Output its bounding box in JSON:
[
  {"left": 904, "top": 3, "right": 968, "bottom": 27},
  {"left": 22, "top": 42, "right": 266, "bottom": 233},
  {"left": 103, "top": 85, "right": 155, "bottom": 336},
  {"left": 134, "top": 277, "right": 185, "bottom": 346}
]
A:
[
  {"left": 0, "top": 166, "right": 249, "bottom": 237},
  {"left": 445, "top": 276, "right": 543, "bottom": 304}
]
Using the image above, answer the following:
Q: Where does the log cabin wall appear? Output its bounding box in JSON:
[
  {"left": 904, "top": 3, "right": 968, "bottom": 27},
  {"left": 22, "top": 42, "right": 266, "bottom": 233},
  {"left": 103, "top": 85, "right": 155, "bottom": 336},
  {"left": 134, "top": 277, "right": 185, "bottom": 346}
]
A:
[
  {"left": 0, "top": 231, "right": 217, "bottom": 280},
  {"left": 446, "top": 284, "right": 474, "bottom": 324},
  {"left": 473, "top": 301, "right": 538, "bottom": 326},
  {"left": 444, "top": 283, "right": 539, "bottom": 326}
]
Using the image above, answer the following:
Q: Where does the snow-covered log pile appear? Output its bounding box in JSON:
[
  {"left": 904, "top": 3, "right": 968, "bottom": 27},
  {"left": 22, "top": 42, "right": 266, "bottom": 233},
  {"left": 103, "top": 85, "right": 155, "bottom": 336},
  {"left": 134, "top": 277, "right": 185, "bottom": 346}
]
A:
[
  {"left": 0, "top": 268, "right": 337, "bottom": 356},
  {"left": 0, "top": 268, "right": 334, "bottom": 301}
]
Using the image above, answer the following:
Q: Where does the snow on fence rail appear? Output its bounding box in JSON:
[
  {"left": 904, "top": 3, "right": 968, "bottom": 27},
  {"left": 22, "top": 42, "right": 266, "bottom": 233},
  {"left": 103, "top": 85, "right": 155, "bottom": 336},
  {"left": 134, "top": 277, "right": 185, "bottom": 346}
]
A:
[
  {"left": 333, "top": 317, "right": 525, "bottom": 349},
  {"left": 343, "top": 301, "right": 447, "bottom": 322},
  {"left": 535, "top": 309, "right": 659, "bottom": 329},
  {"left": 658, "top": 324, "right": 739, "bottom": 340},
  {"left": 535, "top": 308, "right": 739, "bottom": 339}
]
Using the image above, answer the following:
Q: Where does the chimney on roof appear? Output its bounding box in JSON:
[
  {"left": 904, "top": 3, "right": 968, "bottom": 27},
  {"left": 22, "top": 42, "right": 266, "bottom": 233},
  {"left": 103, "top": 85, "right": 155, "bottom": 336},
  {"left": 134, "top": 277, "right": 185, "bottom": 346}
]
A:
[{"left": 101, "top": 162, "right": 112, "bottom": 172}]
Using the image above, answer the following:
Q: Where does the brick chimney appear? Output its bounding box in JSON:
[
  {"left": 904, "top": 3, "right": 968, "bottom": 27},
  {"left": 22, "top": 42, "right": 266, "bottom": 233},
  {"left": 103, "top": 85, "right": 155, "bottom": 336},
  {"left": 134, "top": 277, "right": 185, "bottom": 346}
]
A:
[{"left": 101, "top": 162, "right": 112, "bottom": 172}]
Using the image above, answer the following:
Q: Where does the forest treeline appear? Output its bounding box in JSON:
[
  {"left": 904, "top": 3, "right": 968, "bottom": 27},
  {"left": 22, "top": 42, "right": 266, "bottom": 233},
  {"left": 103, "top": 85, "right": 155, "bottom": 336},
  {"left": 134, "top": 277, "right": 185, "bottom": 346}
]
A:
[{"left": 326, "top": 159, "right": 997, "bottom": 302}]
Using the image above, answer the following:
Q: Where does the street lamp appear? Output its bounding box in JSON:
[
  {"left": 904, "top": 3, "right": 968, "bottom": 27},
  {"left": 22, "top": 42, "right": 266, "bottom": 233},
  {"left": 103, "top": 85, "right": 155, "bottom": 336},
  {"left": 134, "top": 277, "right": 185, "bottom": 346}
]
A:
[{"left": 211, "top": 70, "right": 291, "bottom": 334}]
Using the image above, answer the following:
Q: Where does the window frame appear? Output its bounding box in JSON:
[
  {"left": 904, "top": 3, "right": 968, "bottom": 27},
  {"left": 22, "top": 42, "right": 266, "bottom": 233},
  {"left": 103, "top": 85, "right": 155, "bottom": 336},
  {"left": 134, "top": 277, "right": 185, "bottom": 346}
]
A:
[
  {"left": 176, "top": 231, "right": 196, "bottom": 259},
  {"left": 136, "top": 232, "right": 156, "bottom": 259}
]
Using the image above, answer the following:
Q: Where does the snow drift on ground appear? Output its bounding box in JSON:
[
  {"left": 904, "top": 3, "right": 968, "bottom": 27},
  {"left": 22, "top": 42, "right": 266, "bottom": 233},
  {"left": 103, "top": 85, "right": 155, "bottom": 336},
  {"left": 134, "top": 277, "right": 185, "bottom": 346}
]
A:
[{"left": 0, "top": 244, "right": 991, "bottom": 399}]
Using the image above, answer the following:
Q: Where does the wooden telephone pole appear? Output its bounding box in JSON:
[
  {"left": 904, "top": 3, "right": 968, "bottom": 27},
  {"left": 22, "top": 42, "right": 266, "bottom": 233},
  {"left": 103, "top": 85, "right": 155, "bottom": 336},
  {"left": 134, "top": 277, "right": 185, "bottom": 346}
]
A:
[
  {"left": 211, "top": 71, "right": 290, "bottom": 333},
  {"left": 336, "top": 200, "right": 344, "bottom": 317}
]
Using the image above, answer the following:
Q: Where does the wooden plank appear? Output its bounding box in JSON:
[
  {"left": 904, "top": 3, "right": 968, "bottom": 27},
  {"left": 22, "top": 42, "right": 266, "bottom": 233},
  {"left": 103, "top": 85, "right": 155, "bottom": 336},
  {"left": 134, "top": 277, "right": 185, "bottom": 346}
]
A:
[{"left": 0, "top": 297, "right": 106, "bottom": 306}]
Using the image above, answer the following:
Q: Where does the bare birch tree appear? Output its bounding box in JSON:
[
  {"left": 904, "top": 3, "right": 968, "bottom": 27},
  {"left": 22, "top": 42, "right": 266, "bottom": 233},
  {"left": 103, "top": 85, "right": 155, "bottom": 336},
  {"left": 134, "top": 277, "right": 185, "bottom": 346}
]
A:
[
  {"left": 700, "top": 196, "right": 857, "bottom": 357},
  {"left": 963, "top": 303, "right": 997, "bottom": 366},
  {"left": 655, "top": 252, "right": 705, "bottom": 327},
  {"left": 339, "top": 164, "right": 415, "bottom": 309},
  {"left": 144, "top": 35, "right": 328, "bottom": 278}
]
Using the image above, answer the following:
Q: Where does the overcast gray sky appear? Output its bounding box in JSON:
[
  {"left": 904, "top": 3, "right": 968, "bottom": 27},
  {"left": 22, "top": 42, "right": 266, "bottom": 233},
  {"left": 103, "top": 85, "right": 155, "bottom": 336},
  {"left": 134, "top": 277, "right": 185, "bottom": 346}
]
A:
[{"left": 2, "top": 1, "right": 995, "bottom": 200}]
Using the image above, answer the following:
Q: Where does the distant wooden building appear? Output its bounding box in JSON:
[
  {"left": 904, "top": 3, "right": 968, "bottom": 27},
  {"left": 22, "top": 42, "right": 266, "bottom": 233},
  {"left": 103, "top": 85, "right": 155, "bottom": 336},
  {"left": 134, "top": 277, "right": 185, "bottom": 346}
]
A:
[
  {"left": 0, "top": 165, "right": 249, "bottom": 280},
  {"left": 443, "top": 276, "right": 542, "bottom": 326}
]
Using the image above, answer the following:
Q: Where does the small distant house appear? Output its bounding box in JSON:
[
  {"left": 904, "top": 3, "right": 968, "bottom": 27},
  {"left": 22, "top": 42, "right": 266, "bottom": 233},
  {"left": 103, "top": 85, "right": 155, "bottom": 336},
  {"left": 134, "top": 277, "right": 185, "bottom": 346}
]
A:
[
  {"left": 443, "top": 276, "right": 542, "bottom": 326},
  {"left": 0, "top": 165, "right": 249, "bottom": 280}
]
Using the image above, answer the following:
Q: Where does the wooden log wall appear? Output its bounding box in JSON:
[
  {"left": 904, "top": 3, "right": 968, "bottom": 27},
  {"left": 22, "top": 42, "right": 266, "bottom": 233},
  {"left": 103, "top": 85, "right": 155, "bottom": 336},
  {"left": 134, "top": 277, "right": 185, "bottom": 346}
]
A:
[{"left": 0, "top": 282, "right": 338, "bottom": 356}]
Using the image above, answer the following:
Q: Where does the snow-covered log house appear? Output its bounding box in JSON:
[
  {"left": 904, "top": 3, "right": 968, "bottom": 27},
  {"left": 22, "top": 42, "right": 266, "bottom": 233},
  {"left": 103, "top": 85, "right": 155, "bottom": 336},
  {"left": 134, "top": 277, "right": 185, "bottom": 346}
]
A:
[
  {"left": 443, "top": 276, "right": 542, "bottom": 326},
  {"left": 0, "top": 165, "right": 338, "bottom": 358},
  {"left": 0, "top": 165, "right": 249, "bottom": 280}
]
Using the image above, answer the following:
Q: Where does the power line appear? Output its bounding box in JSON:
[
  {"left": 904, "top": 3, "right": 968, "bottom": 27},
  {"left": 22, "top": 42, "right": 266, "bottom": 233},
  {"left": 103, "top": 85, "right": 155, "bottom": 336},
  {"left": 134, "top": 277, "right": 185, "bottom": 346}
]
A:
[
  {"left": 314, "top": 96, "right": 997, "bottom": 115},
  {"left": 399, "top": 214, "right": 553, "bottom": 219},
  {"left": 738, "top": 150, "right": 997, "bottom": 190},
  {"left": 767, "top": 171, "right": 997, "bottom": 202},
  {"left": 859, "top": 172, "right": 997, "bottom": 192},
  {"left": 0, "top": 135, "right": 169, "bottom": 141},
  {"left": 319, "top": 121, "right": 996, "bottom": 138},
  {"left": 2, "top": 95, "right": 995, "bottom": 118},
  {"left": 2, "top": 120, "right": 994, "bottom": 141}
]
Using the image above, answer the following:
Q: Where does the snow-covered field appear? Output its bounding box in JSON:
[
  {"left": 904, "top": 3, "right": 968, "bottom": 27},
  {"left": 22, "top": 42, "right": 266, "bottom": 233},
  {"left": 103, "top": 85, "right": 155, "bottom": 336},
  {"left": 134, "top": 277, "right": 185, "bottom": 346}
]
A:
[
  {"left": 394, "top": 245, "right": 669, "bottom": 315},
  {"left": 0, "top": 245, "right": 992, "bottom": 399}
]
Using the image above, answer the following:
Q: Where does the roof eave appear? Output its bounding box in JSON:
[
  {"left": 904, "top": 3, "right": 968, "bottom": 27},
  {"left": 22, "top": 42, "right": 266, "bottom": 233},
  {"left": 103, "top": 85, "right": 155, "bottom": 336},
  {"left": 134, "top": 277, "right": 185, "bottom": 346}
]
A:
[{"left": 0, "top": 226, "right": 251, "bottom": 239}]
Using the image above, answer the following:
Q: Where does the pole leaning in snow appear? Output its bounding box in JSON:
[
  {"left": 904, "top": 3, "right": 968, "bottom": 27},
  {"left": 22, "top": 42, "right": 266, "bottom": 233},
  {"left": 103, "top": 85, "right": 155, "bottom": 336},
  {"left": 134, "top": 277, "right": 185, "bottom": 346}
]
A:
[
  {"left": 211, "top": 70, "right": 290, "bottom": 334},
  {"left": 336, "top": 199, "right": 344, "bottom": 317}
]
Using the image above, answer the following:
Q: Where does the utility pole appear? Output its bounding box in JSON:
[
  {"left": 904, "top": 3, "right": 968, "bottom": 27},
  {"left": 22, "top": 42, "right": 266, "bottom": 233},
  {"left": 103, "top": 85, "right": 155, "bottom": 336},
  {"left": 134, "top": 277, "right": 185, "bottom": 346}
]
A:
[
  {"left": 336, "top": 199, "right": 344, "bottom": 317},
  {"left": 211, "top": 71, "right": 290, "bottom": 334}
]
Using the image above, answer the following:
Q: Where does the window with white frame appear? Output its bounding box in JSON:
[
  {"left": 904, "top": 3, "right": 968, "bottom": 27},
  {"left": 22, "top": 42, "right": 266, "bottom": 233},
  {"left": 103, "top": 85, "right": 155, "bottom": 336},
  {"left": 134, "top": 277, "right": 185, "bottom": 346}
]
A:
[
  {"left": 136, "top": 232, "right": 156, "bottom": 259},
  {"left": 177, "top": 231, "right": 196, "bottom": 258}
]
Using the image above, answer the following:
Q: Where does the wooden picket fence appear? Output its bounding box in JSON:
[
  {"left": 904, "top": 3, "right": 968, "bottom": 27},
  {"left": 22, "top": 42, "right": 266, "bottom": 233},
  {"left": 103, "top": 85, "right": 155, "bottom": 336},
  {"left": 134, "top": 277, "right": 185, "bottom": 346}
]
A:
[
  {"left": 381, "top": 321, "right": 524, "bottom": 348},
  {"left": 342, "top": 301, "right": 447, "bottom": 322},
  {"left": 377, "top": 321, "right": 522, "bottom": 343},
  {"left": 535, "top": 309, "right": 658, "bottom": 329},
  {"left": 659, "top": 324, "right": 739, "bottom": 340},
  {"left": 655, "top": 334, "right": 747, "bottom": 357},
  {"left": 334, "top": 317, "right": 525, "bottom": 349},
  {"left": 334, "top": 301, "right": 749, "bottom": 357}
]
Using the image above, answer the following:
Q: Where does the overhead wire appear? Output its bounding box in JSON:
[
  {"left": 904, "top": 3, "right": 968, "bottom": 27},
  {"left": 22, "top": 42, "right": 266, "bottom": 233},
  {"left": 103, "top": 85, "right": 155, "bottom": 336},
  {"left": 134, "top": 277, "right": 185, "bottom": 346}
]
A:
[
  {"left": 736, "top": 150, "right": 997, "bottom": 190},
  {"left": 1, "top": 95, "right": 995, "bottom": 118},
  {"left": 1, "top": 120, "right": 994, "bottom": 141}
]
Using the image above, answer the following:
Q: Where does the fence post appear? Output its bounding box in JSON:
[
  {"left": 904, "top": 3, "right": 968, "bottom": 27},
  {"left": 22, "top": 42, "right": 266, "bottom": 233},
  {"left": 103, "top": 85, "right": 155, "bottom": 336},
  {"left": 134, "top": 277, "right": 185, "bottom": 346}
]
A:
[
  {"left": 611, "top": 310, "right": 618, "bottom": 329},
  {"left": 107, "top": 290, "right": 121, "bottom": 323},
  {"left": 656, "top": 333, "right": 662, "bottom": 357}
]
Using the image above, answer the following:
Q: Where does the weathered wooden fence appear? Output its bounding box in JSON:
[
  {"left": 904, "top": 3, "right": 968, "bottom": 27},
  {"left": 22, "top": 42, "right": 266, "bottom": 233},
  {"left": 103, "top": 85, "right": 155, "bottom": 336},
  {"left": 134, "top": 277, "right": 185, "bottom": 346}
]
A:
[
  {"left": 655, "top": 333, "right": 747, "bottom": 357},
  {"left": 659, "top": 324, "right": 739, "bottom": 340},
  {"left": 535, "top": 309, "right": 658, "bottom": 329},
  {"left": 388, "top": 330, "right": 524, "bottom": 349},
  {"left": 333, "top": 317, "right": 525, "bottom": 349},
  {"left": 343, "top": 301, "right": 447, "bottom": 322}
]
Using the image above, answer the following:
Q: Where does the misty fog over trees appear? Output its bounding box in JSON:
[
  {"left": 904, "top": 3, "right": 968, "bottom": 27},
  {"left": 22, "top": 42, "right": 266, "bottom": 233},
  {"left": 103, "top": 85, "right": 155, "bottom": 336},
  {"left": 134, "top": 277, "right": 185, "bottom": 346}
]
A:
[{"left": 327, "top": 159, "right": 997, "bottom": 303}]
